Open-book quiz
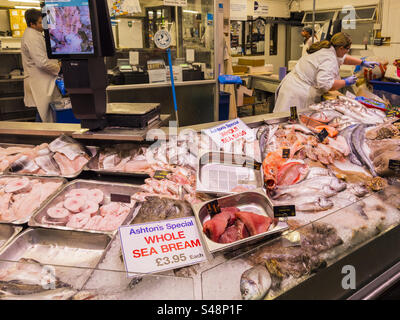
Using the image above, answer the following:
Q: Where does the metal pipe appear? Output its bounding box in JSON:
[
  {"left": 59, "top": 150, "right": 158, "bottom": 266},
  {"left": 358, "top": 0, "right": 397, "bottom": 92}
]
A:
[{"left": 312, "top": 0, "right": 316, "bottom": 44}]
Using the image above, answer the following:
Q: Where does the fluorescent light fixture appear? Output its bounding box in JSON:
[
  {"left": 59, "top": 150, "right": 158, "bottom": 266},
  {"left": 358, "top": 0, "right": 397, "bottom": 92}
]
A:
[
  {"left": 9, "top": 0, "right": 40, "bottom": 3},
  {"left": 14, "top": 5, "right": 40, "bottom": 8},
  {"left": 183, "top": 10, "right": 199, "bottom": 14}
]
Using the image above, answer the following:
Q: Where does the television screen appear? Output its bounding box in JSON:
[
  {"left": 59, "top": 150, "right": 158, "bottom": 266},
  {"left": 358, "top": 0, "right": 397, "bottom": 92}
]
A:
[{"left": 45, "top": 0, "right": 95, "bottom": 56}]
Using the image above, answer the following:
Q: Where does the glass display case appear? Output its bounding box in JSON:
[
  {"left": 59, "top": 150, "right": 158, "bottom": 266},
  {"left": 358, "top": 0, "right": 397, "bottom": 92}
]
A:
[{"left": 201, "top": 184, "right": 400, "bottom": 300}]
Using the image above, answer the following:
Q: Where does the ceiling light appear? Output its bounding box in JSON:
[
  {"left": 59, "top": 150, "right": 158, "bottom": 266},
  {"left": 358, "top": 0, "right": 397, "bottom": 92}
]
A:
[
  {"left": 14, "top": 5, "right": 40, "bottom": 9},
  {"left": 9, "top": 0, "right": 40, "bottom": 3},
  {"left": 183, "top": 10, "right": 199, "bottom": 14}
]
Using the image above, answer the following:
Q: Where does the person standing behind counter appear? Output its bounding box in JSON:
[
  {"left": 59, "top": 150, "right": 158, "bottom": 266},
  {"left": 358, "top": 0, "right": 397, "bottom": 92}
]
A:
[
  {"left": 301, "top": 27, "right": 318, "bottom": 57},
  {"left": 21, "top": 9, "right": 61, "bottom": 122},
  {"left": 274, "top": 32, "right": 378, "bottom": 113}
]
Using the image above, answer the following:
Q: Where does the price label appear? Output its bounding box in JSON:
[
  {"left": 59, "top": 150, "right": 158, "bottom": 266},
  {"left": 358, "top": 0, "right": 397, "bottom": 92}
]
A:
[
  {"left": 282, "top": 149, "right": 290, "bottom": 159},
  {"left": 273, "top": 205, "right": 296, "bottom": 218},
  {"left": 153, "top": 170, "right": 171, "bottom": 180},
  {"left": 243, "top": 160, "right": 261, "bottom": 171},
  {"left": 119, "top": 217, "right": 206, "bottom": 275},
  {"left": 317, "top": 128, "right": 329, "bottom": 142},
  {"left": 290, "top": 106, "right": 298, "bottom": 122},
  {"left": 110, "top": 193, "right": 131, "bottom": 203},
  {"left": 389, "top": 160, "right": 400, "bottom": 172},
  {"left": 206, "top": 200, "right": 221, "bottom": 217}
]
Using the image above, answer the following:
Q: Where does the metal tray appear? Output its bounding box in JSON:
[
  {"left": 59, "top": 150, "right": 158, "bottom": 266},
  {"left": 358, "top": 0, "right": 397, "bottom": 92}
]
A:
[
  {"left": 0, "top": 175, "right": 67, "bottom": 225},
  {"left": 264, "top": 116, "right": 289, "bottom": 125},
  {"left": 6, "top": 146, "right": 98, "bottom": 179},
  {"left": 0, "top": 228, "right": 112, "bottom": 289},
  {"left": 196, "top": 151, "right": 263, "bottom": 196},
  {"left": 0, "top": 224, "right": 22, "bottom": 254},
  {"left": 29, "top": 179, "right": 143, "bottom": 235},
  {"left": 191, "top": 189, "right": 288, "bottom": 253},
  {"left": 0, "top": 143, "right": 35, "bottom": 175}
]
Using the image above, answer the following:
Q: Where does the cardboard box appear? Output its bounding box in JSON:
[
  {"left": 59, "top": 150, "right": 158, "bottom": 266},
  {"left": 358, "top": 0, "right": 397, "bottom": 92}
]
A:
[
  {"left": 232, "top": 65, "right": 249, "bottom": 74},
  {"left": 238, "top": 58, "right": 265, "bottom": 67}
]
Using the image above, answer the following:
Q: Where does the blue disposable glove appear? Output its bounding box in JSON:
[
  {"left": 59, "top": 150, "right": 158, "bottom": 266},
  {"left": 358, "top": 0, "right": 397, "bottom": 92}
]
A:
[
  {"left": 361, "top": 60, "right": 379, "bottom": 69},
  {"left": 344, "top": 75, "right": 358, "bottom": 86}
]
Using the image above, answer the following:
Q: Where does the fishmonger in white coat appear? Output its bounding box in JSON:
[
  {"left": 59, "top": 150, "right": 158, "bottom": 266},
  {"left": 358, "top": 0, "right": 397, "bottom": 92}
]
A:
[
  {"left": 21, "top": 9, "right": 61, "bottom": 122},
  {"left": 274, "top": 32, "right": 378, "bottom": 113}
]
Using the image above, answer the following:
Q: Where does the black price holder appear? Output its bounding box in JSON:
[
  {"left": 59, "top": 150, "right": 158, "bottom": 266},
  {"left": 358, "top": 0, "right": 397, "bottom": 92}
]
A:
[
  {"left": 153, "top": 170, "right": 171, "bottom": 180},
  {"left": 110, "top": 193, "right": 132, "bottom": 203},
  {"left": 282, "top": 148, "right": 290, "bottom": 159},
  {"left": 389, "top": 160, "right": 400, "bottom": 173},
  {"left": 290, "top": 106, "right": 298, "bottom": 122},
  {"left": 273, "top": 205, "right": 296, "bottom": 218},
  {"left": 317, "top": 128, "right": 329, "bottom": 143},
  {"left": 243, "top": 160, "right": 262, "bottom": 171},
  {"left": 206, "top": 200, "right": 221, "bottom": 217}
]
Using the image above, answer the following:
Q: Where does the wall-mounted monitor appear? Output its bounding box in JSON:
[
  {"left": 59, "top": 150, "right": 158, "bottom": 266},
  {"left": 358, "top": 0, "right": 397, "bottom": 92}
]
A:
[{"left": 43, "top": 0, "right": 115, "bottom": 59}]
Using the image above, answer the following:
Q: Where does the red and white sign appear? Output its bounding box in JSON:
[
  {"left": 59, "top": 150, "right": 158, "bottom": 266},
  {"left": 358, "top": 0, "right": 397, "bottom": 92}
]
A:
[
  {"left": 203, "top": 118, "right": 255, "bottom": 149},
  {"left": 119, "top": 217, "right": 206, "bottom": 275}
]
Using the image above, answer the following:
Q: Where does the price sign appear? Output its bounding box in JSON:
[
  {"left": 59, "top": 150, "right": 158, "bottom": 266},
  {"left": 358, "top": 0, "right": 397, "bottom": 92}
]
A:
[
  {"left": 205, "top": 200, "right": 221, "bottom": 217},
  {"left": 119, "top": 217, "right": 206, "bottom": 275},
  {"left": 153, "top": 170, "right": 171, "bottom": 180},
  {"left": 273, "top": 205, "right": 296, "bottom": 218},
  {"left": 203, "top": 118, "right": 255, "bottom": 149},
  {"left": 317, "top": 128, "right": 329, "bottom": 142},
  {"left": 389, "top": 160, "right": 400, "bottom": 173},
  {"left": 282, "top": 149, "right": 290, "bottom": 159},
  {"left": 243, "top": 160, "right": 261, "bottom": 170},
  {"left": 110, "top": 193, "right": 131, "bottom": 203},
  {"left": 290, "top": 106, "right": 298, "bottom": 122}
]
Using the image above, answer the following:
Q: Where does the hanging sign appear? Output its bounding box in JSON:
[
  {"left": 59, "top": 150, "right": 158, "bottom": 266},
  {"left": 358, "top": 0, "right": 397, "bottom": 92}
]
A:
[
  {"left": 119, "top": 217, "right": 206, "bottom": 275},
  {"left": 230, "top": 0, "right": 247, "bottom": 21},
  {"left": 164, "top": 0, "right": 187, "bottom": 6},
  {"left": 203, "top": 118, "right": 255, "bottom": 149},
  {"left": 253, "top": 0, "right": 269, "bottom": 17}
]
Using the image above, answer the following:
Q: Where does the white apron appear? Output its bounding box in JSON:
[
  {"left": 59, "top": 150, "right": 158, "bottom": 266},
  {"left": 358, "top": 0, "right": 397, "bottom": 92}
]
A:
[
  {"left": 274, "top": 46, "right": 345, "bottom": 113},
  {"left": 21, "top": 28, "right": 61, "bottom": 122}
]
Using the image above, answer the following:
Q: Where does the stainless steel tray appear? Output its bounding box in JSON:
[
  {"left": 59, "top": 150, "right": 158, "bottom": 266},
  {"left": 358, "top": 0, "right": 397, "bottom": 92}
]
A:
[
  {"left": 191, "top": 189, "right": 288, "bottom": 253},
  {"left": 29, "top": 179, "right": 143, "bottom": 235},
  {"left": 0, "top": 224, "right": 22, "bottom": 254},
  {"left": 196, "top": 151, "right": 263, "bottom": 196},
  {"left": 0, "top": 175, "right": 66, "bottom": 225},
  {"left": 264, "top": 116, "right": 289, "bottom": 125},
  {"left": 0, "top": 228, "right": 112, "bottom": 289},
  {"left": 6, "top": 146, "right": 98, "bottom": 179},
  {"left": 0, "top": 143, "right": 35, "bottom": 175}
]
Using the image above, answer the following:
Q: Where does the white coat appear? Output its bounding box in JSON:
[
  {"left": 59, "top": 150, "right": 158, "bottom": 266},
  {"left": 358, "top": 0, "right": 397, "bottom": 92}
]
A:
[
  {"left": 301, "top": 36, "right": 318, "bottom": 57},
  {"left": 274, "top": 46, "right": 345, "bottom": 113},
  {"left": 21, "top": 27, "right": 61, "bottom": 122}
]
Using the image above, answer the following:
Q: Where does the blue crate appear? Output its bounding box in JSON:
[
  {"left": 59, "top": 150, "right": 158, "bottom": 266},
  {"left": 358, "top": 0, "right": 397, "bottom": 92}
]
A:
[
  {"left": 50, "top": 103, "right": 80, "bottom": 124},
  {"left": 369, "top": 80, "right": 400, "bottom": 106}
]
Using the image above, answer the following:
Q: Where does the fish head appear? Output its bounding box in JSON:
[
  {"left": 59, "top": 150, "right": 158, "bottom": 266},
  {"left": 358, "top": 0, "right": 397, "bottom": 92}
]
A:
[{"left": 240, "top": 265, "right": 271, "bottom": 300}]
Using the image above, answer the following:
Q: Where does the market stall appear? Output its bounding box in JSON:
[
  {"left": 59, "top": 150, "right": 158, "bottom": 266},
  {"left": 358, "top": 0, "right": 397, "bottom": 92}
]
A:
[{"left": 0, "top": 89, "right": 400, "bottom": 300}]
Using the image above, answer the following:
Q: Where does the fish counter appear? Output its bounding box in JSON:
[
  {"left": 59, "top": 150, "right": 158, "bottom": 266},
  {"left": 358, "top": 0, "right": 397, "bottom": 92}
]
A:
[{"left": 0, "top": 99, "right": 399, "bottom": 300}]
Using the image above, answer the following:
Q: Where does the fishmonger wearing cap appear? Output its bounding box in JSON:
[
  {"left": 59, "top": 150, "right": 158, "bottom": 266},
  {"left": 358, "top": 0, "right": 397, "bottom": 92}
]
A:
[{"left": 301, "top": 26, "right": 318, "bottom": 57}]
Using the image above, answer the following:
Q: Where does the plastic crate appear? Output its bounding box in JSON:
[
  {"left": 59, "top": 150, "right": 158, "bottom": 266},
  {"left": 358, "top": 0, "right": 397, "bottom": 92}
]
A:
[
  {"left": 219, "top": 91, "right": 230, "bottom": 121},
  {"left": 50, "top": 102, "right": 80, "bottom": 124},
  {"left": 369, "top": 80, "right": 400, "bottom": 106}
]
